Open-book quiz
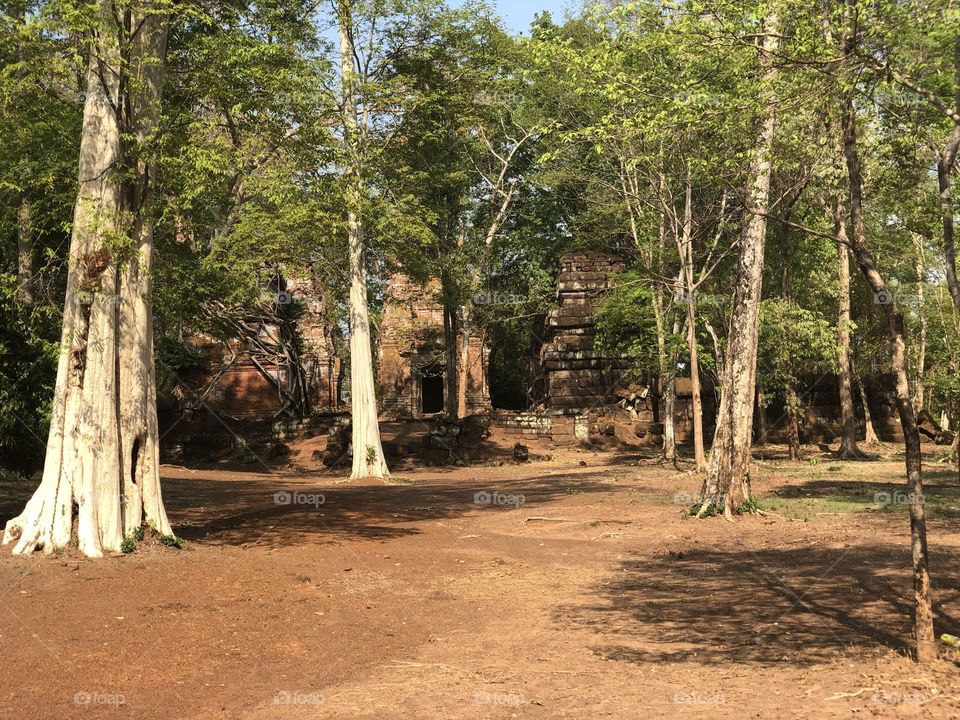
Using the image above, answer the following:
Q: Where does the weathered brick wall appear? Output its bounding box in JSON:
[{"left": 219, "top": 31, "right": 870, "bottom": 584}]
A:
[
  {"left": 760, "top": 373, "right": 904, "bottom": 444},
  {"left": 286, "top": 275, "right": 342, "bottom": 411},
  {"left": 541, "top": 252, "right": 631, "bottom": 412},
  {"left": 378, "top": 274, "right": 490, "bottom": 416},
  {"left": 162, "top": 273, "right": 342, "bottom": 423}
]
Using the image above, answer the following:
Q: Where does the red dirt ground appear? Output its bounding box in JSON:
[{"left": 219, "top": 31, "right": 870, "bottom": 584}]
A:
[{"left": 2, "top": 438, "right": 960, "bottom": 718}]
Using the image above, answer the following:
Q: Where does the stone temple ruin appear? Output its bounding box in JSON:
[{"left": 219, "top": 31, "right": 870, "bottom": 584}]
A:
[
  {"left": 499, "top": 251, "right": 703, "bottom": 447},
  {"left": 161, "top": 252, "right": 914, "bottom": 462},
  {"left": 541, "top": 253, "right": 631, "bottom": 411},
  {"left": 167, "top": 271, "right": 343, "bottom": 421},
  {"left": 377, "top": 274, "right": 490, "bottom": 417}
]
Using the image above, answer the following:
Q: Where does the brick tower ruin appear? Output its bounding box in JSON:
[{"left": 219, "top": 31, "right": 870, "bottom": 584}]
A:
[
  {"left": 541, "top": 252, "right": 632, "bottom": 412},
  {"left": 378, "top": 274, "right": 490, "bottom": 417}
]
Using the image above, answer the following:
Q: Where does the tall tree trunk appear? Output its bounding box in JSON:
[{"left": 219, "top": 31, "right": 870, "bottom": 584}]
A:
[
  {"left": 938, "top": 146, "right": 960, "bottom": 311},
  {"left": 442, "top": 294, "right": 459, "bottom": 420},
  {"left": 843, "top": 85, "right": 936, "bottom": 662},
  {"left": 118, "top": 5, "right": 172, "bottom": 537},
  {"left": 679, "top": 171, "right": 706, "bottom": 470},
  {"left": 3, "top": 1, "right": 172, "bottom": 556},
  {"left": 457, "top": 322, "right": 469, "bottom": 418},
  {"left": 911, "top": 233, "right": 927, "bottom": 412},
  {"left": 756, "top": 389, "right": 769, "bottom": 446},
  {"left": 855, "top": 371, "right": 880, "bottom": 445},
  {"left": 698, "top": 13, "right": 779, "bottom": 516},
  {"left": 663, "top": 365, "right": 677, "bottom": 463},
  {"left": 785, "top": 383, "right": 801, "bottom": 461},
  {"left": 338, "top": 0, "right": 389, "bottom": 479},
  {"left": 651, "top": 211, "right": 675, "bottom": 462},
  {"left": 935, "top": 36, "right": 960, "bottom": 312},
  {"left": 16, "top": 197, "right": 33, "bottom": 305},
  {"left": 950, "top": 402, "right": 960, "bottom": 482},
  {"left": 663, "top": 290, "right": 683, "bottom": 464},
  {"left": 834, "top": 197, "right": 860, "bottom": 457}
]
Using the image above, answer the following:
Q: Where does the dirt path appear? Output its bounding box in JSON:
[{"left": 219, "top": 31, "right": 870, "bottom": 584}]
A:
[{"left": 2, "top": 453, "right": 960, "bottom": 718}]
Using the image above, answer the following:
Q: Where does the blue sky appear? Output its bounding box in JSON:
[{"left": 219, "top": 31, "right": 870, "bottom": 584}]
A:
[{"left": 478, "top": 0, "right": 577, "bottom": 34}]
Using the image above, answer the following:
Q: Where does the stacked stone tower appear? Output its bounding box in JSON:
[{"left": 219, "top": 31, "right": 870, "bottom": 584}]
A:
[{"left": 541, "top": 252, "right": 631, "bottom": 412}]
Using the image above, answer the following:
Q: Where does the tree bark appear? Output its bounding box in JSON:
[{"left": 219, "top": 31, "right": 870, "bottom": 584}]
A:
[
  {"left": 457, "top": 322, "right": 469, "bottom": 418},
  {"left": 911, "top": 233, "right": 927, "bottom": 412},
  {"left": 855, "top": 371, "right": 880, "bottom": 445},
  {"left": 834, "top": 197, "right": 860, "bottom": 457},
  {"left": 118, "top": 4, "right": 172, "bottom": 537},
  {"left": 3, "top": 0, "right": 172, "bottom": 556},
  {"left": 756, "top": 389, "right": 769, "bottom": 446},
  {"left": 663, "top": 365, "right": 677, "bottom": 463},
  {"left": 679, "top": 171, "right": 706, "bottom": 470},
  {"left": 786, "top": 384, "right": 801, "bottom": 461},
  {"left": 842, "top": 84, "right": 936, "bottom": 662},
  {"left": 934, "top": 36, "right": 960, "bottom": 312},
  {"left": 441, "top": 285, "right": 459, "bottom": 420},
  {"left": 663, "top": 281, "right": 683, "bottom": 464},
  {"left": 651, "top": 210, "right": 675, "bottom": 462},
  {"left": 938, "top": 147, "right": 960, "bottom": 311},
  {"left": 338, "top": 0, "right": 389, "bottom": 479},
  {"left": 698, "top": 13, "right": 779, "bottom": 516}
]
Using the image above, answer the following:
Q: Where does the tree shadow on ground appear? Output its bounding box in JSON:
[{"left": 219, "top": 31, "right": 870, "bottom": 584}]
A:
[
  {"left": 0, "top": 474, "right": 38, "bottom": 530},
  {"left": 558, "top": 543, "right": 960, "bottom": 666},
  {"left": 154, "top": 469, "right": 642, "bottom": 548},
  {"left": 769, "top": 477, "right": 960, "bottom": 503}
]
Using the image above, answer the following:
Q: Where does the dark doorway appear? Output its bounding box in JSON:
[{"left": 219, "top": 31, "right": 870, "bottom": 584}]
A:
[{"left": 420, "top": 374, "right": 444, "bottom": 413}]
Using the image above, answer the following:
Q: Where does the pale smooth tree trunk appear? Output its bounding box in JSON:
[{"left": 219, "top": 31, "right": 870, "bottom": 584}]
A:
[
  {"left": 843, "top": 79, "right": 935, "bottom": 661},
  {"left": 834, "top": 195, "right": 860, "bottom": 457},
  {"left": 651, "top": 210, "right": 676, "bottom": 462},
  {"left": 338, "top": 1, "right": 389, "bottom": 479},
  {"left": 663, "top": 366, "right": 677, "bottom": 463},
  {"left": 785, "top": 384, "right": 801, "bottom": 461},
  {"left": 911, "top": 233, "right": 927, "bottom": 411},
  {"left": 698, "top": 13, "right": 779, "bottom": 516},
  {"left": 679, "top": 172, "right": 705, "bottom": 470},
  {"left": 663, "top": 282, "right": 683, "bottom": 464},
  {"left": 457, "top": 323, "right": 469, "bottom": 418},
  {"left": 855, "top": 372, "right": 880, "bottom": 445},
  {"left": 118, "top": 7, "right": 172, "bottom": 536},
  {"left": 3, "top": 1, "right": 172, "bottom": 556}
]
